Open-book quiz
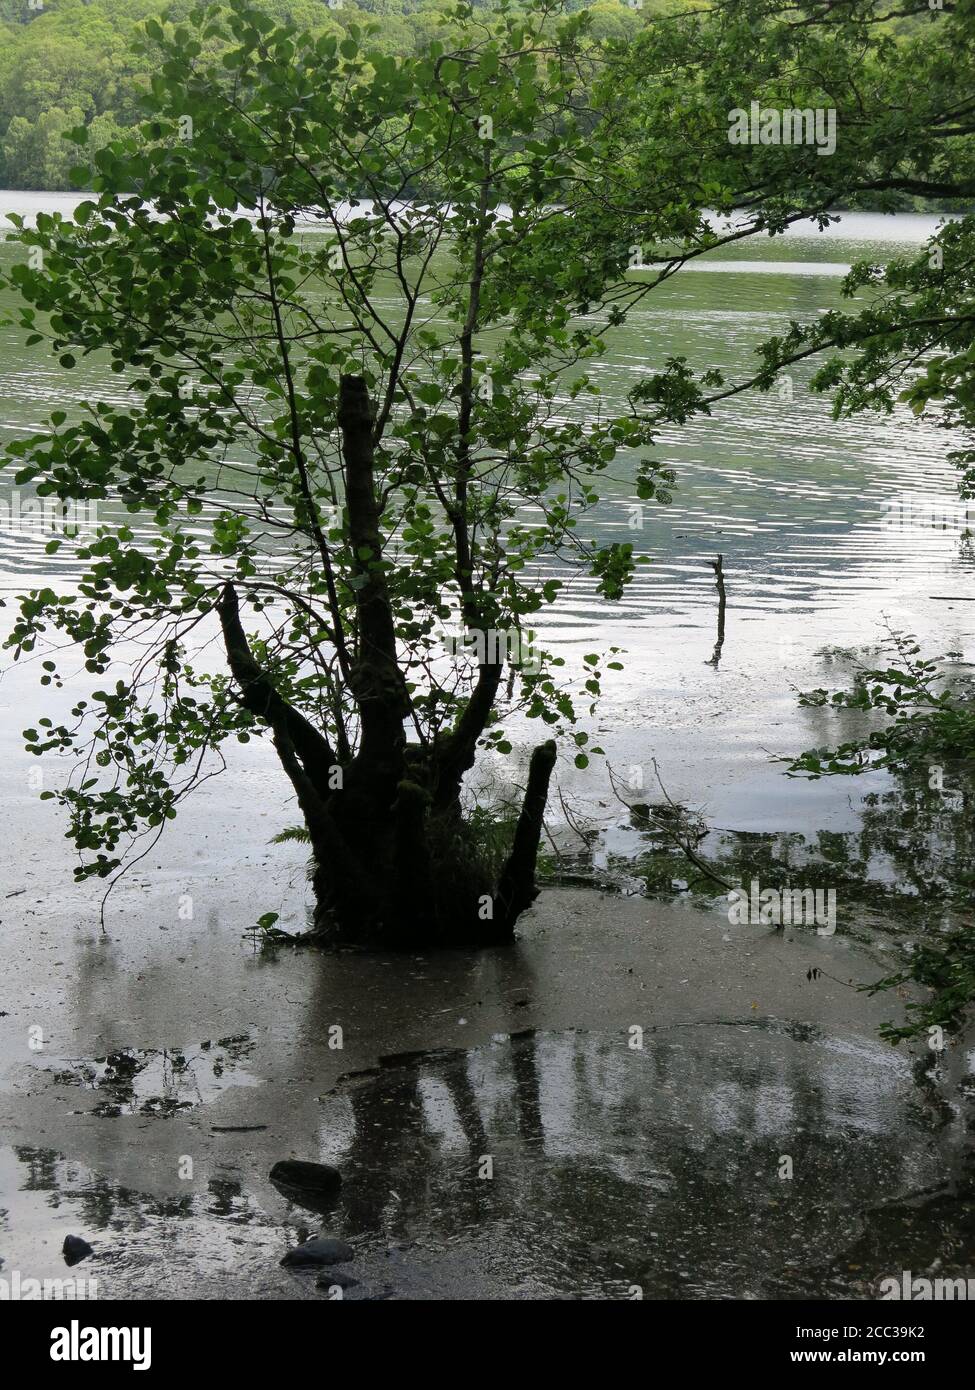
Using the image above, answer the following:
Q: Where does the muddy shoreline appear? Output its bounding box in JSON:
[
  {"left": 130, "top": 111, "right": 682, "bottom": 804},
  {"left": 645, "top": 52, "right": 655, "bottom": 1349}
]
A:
[{"left": 1, "top": 841, "right": 971, "bottom": 1299}]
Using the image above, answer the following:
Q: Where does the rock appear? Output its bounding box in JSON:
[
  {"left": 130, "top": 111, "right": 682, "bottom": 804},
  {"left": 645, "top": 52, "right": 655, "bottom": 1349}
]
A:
[
  {"left": 62, "top": 1235, "right": 93, "bottom": 1266},
  {"left": 315, "top": 1269, "right": 360, "bottom": 1291},
  {"left": 280, "top": 1236, "right": 354, "bottom": 1268},
  {"left": 269, "top": 1160, "right": 342, "bottom": 1213}
]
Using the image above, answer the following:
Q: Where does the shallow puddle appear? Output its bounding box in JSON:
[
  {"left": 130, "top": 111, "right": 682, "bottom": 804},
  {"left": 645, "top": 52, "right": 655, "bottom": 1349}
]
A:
[
  {"left": 41, "top": 1036, "right": 261, "bottom": 1118},
  {"left": 308, "top": 1027, "right": 972, "bottom": 1298},
  {"left": 4, "top": 1024, "right": 968, "bottom": 1300},
  {"left": 0, "top": 1142, "right": 312, "bottom": 1301}
]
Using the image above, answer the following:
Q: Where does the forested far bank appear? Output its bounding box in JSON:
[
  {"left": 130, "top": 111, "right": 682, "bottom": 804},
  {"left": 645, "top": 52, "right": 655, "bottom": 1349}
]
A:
[
  {"left": 0, "top": 0, "right": 942, "bottom": 200},
  {"left": 0, "top": 0, "right": 666, "bottom": 189}
]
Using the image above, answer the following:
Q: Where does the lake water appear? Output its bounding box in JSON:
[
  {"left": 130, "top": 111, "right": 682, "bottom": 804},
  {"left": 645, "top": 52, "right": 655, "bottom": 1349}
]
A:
[
  {"left": 1, "top": 195, "right": 972, "bottom": 1300},
  {"left": 0, "top": 197, "right": 968, "bottom": 925}
]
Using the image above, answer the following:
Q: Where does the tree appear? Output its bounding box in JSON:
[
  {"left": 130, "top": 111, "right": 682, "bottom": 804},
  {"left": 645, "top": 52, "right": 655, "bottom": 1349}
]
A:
[
  {"left": 2, "top": 0, "right": 666, "bottom": 949},
  {"left": 6, "top": 0, "right": 975, "bottom": 968},
  {"left": 579, "top": 0, "right": 975, "bottom": 434},
  {"left": 786, "top": 629, "right": 975, "bottom": 1042},
  {"left": 2, "top": 105, "right": 86, "bottom": 188}
]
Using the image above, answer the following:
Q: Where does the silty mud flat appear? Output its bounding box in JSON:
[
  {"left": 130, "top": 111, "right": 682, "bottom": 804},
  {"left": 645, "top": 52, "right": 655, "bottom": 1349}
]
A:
[{"left": 0, "top": 820, "right": 971, "bottom": 1298}]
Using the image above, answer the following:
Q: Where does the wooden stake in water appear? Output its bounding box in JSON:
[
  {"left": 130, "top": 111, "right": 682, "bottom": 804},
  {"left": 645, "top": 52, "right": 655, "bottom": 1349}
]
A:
[{"left": 706, "top": 554, "right": 726, "bottom": 668}]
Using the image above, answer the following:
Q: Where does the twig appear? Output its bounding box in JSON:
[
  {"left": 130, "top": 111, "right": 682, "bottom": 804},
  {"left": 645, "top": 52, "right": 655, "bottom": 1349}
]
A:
[
  {"left": 705, "top": 553, "right": 727, "bottom": 668},
  {"left": 606, "top": 760, "right": 735, "bottom": 892}
]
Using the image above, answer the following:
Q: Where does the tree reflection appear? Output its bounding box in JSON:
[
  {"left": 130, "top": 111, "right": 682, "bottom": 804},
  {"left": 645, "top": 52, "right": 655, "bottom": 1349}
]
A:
[{"left": 315, "top": 1025, "right": 969, "bottom": 1296}]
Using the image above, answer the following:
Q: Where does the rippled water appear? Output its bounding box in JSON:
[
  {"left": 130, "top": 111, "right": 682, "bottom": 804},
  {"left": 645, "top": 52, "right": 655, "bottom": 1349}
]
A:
[
  {"left": 0, "top": 199, "right": 969, "bottom": 855},
  {"left": 1, "top": 200, "right": 971, "bottom": 1302}
]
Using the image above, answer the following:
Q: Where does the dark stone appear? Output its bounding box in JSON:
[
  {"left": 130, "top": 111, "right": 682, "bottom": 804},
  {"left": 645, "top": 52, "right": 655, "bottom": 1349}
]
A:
[
  {"left": 269, "top": 1159, "right": 342, "bottom": 1214},
  {"left": 281, "top": 1236, "right": 354, "bottom": 1268},
  {"left": 63, "top": 1235, "right": 93, "bottom": 1266}
]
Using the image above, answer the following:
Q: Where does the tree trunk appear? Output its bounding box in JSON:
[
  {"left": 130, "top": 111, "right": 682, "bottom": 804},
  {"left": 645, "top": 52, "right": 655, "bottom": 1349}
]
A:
[
  {"left": 494, "top": 739, "right": 557, "bottom": 938},
  {"left": 218, "top": 375, "right": 556, "bottom": 949}
]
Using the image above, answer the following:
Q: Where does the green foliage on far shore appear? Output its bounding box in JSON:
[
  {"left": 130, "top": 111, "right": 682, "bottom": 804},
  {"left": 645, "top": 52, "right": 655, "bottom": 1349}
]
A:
[
  {"left": 0, "top": 0, "right": 943, "bottom": 197},
  {"left": 0, "top": 0, "right": 666, "bottom": 190}
]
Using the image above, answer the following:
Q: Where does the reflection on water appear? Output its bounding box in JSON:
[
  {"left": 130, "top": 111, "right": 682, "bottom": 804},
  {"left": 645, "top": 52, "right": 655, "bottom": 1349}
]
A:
[
  {"left": 0, "top": 1142, "right": 316, "bottom": 1300},
  {"left": 44, "top": 1035, "right": 261, "bottom": 1118},
  {"left": 311, "top": 1028, "right": 971, "bottom": 1298},
  {"left": 0, "top": 202, "right": 970, "bottom": 1299},
  {"left": 569, "top": 771, "right": 975, "bottom": 937},
  {"left": 3, "top": 1025, "right": 970, "bottom": 1299}
]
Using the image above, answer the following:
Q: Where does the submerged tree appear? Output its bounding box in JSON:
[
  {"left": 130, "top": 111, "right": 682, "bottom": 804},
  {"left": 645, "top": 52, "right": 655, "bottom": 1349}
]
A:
[
  {"left": 7, "top": 0, "right": 975, "bottom": 960},
  {"left": 2, "top": 0, "right": 679, "bottom": 947}
]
